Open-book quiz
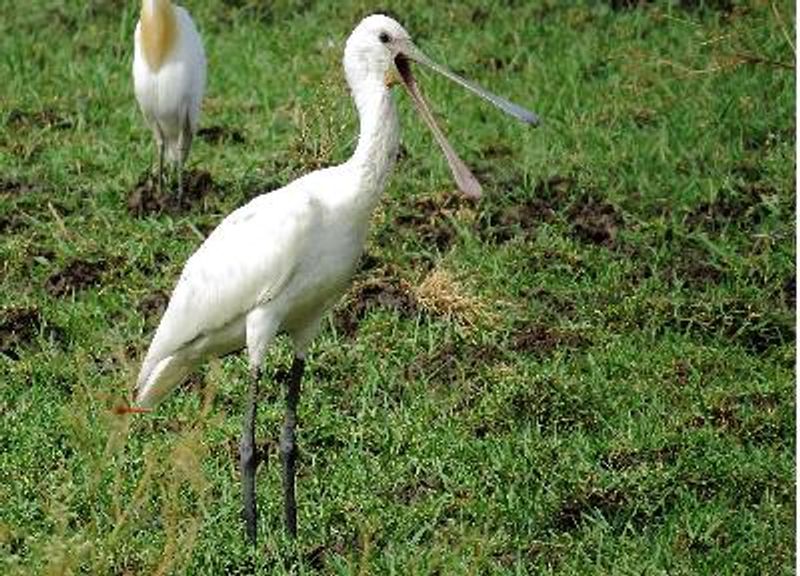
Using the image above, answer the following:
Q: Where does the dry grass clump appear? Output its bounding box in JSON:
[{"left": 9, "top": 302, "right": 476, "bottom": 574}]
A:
[{"left": 413, "top": 267, "right": 496, "bottom": 327}]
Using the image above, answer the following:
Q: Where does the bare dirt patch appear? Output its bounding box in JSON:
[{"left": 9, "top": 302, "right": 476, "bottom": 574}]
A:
[
  {"left": 138, "top": 290, "right": 170, "bottom": 328},
  {"left": 6, "top": 108, "right": 73, "bottom": 131},
  {"left": 0, "top": 178, "right": 46, "bottom": 196},
  {"left": 0, "top": 308, "right": 42, "bottom": 358},
  {"left": 197, "top": 125, "right": 246, "bottom": 145},
  {"left": 0, "top": 307, "right": 64, "bottom": 359},
  {"left": 476, "top": 197, "right": 557, "bottom": 244},
  {"left": 668, "top": 298, "right": 793, "bottom": 353},
  {"left": 473, "top": 175, "right": 573, "bottom": 243},
  {"left": 552, "top": 486, "right": 630, "bottom": 531},
  {"left": 685, "top": 184, "right": 771, "bottom": 233},
  {"left": 333, "top": 272, "right": 419, "bottom": 338},
  {"left": 127, "top": 169, "right": 219, "bottom": 217},
  {"left": 661, "top": 240, "right": 725, "bottom": 288},
  {"left": 45, "top": 259, "right": 106, "bottom": 297},
  {"left": 567, "top": 195, "right": 623, "bottom": 247},
  {"left": 512, "top": 322, "right": 591, "bottom": 356},
  {"left": 393, "top": 194, "right": 467, "bottom": 252},
  {"left": 404, "top": 338, "right": 501, "bottom": 386}
]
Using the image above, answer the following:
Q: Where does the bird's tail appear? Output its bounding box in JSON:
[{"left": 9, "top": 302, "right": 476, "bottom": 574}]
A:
[{"left": 135, "top": 355, "right": 191, "bottom": 409}]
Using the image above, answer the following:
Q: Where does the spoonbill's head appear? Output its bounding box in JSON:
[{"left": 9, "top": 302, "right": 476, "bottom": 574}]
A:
[
  {"left": 344, "top": 14, "right": 539, "bottom": 199},
  {"left": 344, "top": 14, "right": 411, "bottom": 88}
]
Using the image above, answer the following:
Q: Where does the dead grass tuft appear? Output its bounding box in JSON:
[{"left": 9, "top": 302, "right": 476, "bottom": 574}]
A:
[{"left": 413, "top": 267, "right": 495, "bottom": 327}]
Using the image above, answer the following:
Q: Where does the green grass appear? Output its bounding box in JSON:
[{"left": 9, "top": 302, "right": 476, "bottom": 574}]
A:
[{"left": 0, "top": 0, "right": 795, "bottom": 574}]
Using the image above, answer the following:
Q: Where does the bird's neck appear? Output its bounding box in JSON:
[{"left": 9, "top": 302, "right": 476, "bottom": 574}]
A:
[
  {"left": 140, "top": 0, "right": 178, "bottom": 72},
  {"left": 348, "top": 80, "right": 400, "bottom": 207}
]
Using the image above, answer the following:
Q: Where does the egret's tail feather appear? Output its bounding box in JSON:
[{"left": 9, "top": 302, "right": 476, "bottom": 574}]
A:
[{"left": 136, "top": 355, "right": 191, "bottom": 409}]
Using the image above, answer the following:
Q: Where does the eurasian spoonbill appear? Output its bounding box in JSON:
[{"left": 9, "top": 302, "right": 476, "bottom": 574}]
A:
[{"left": 134, "top": 13, "right": 538, "bottom": 543}]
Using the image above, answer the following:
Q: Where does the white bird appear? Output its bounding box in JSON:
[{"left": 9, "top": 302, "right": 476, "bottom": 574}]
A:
[
  {"left": 133, "top": 14, "right": 538, "bottom": 543},
  {"left": 133, "top": 0, "right": 206, "bottom": 198}
]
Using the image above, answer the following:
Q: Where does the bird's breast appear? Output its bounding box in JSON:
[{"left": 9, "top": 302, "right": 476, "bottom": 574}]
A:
[
  {"left": 139, "top": 2, "right": 178, "bottom": 72},
  {"left": 280, "top": 218, "right": 366, "bottom": 334}
]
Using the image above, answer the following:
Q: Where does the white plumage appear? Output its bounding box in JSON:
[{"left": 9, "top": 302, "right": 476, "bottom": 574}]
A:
[
  {"left": 133, "top": 0, "right": 205, "bottom": 194},
  {"left": 136, "top": 167, "right": 364, "bottom": 406},
  {"left": 134, "top": 14, "right": 537, "bottom": 541}
]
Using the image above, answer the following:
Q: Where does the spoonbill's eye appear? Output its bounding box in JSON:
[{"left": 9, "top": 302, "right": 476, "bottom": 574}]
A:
[{"left": 378, "top": 31, "right": 390, "bottom": 44}]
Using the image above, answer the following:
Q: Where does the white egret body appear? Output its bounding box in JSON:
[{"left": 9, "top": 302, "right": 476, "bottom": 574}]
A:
[
  {"left": 135, "top": 14, "right": 538, "bottom": 542},
  {"left": 133, "top": 0, "right": 206, "bottom": 196}
]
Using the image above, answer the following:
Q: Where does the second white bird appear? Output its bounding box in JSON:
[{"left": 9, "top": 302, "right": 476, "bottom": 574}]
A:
[{"left": 133, "top": 0, "right": 206, "bottom": 197}]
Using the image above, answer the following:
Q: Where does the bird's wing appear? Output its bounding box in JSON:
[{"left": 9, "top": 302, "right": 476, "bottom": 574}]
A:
[
  {"left": 138, "top": 183, "right": 317, "bottom": 384},
  {"left": 173, "top": 6, "right": 206, "bottom": 131}
]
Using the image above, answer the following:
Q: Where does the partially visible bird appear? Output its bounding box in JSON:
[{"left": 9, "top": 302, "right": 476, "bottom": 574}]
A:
[
  {"left": 133, "top": 0, "right": 206, "bottom": 198},
  {"left": 133, "top": 14, "right": 538, "bottom": 544}
]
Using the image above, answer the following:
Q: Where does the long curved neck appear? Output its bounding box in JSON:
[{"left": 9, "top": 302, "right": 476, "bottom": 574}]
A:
[
  {"left": 140, "top": 0, "right": 177, "bottom": 72},
  {"left": 347, "top": 79, "right": 400, "bottom": 207}
]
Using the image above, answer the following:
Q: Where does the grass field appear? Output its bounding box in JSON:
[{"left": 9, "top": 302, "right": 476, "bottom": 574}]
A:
[{"left": 0, "top": 0, "right": 795, "bottom": 574}]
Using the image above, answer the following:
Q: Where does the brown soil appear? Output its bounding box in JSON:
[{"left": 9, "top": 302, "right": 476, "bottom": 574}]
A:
[
  {"left": 0, "top": 307, "right": 64, "bottom": 359},
  {"left": 512, "top": 323, "right": 591, "bottom": 356},
  {"left": 45, "top": 259, "right": 106, "bottom": 297},
  {"left": 137, "top": 290, "right": 170, "bottom": 328},
  {"left": 6, "top": 108, "right": 73, "bottom": 131},
  {"left": 197, "top": 125, "right": 246, "bottom": 145},
  {"left": 567, "top": 195, "right": 623, "bottom": 247},
  {"left": 333, "top": 273, "right": 418, "bottom": 338},
  {"left": 127, "top": 169, "right": 218, "bottom": 217}
]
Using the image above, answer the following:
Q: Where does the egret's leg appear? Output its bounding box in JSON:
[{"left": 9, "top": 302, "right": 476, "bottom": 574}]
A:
[
  {"left": 177, "top": 113, "right": 193, "bottom": 202},
  {"left": 153, "top": 123, "right": 166, "bottom": 197},
  {"left": 280, "top": 356, "right": 305, "bottom": 539},
  {"left": 177, "top": 159, "right": 184, "bottom": 202},
  {"left": 240, "top": 366, "right": 260, "bottom": 545},
  {"left": 157, "top": 141, "right": 165, "bottom": 197}
]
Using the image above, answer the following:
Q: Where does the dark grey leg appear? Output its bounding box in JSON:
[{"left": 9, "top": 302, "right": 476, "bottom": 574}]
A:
[
  {"left": 177, "top": 113, "right": 192, "bottom": 202},
  {"left": 177, "top": 159, "right": 184, "bottom": 201},
  {"left": 154, "top": 123, "right": 165, "bottom": 197},
  {"left": 241, "top": 366, "right": 259, "bottom": 545},
  {"left": 280, "top": 356, "right": 305, "bottom": 539},
  {"left": 157, "top": 141, "right": 165, "bottom": 197}
]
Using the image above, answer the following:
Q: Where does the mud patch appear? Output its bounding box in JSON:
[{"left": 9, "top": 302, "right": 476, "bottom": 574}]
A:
[
  {"left": 685, "top": 185, "right": 769, "bottom": 233},
  {"left": 127, "top": 169, "right": 218, "bottom": 217},
  {"left": 333, "top": 272, "right": 419, "bottom": 338},
  {"left": 553, "top": 477, "right": 679, "bottom": 533},
  {"left": 512, "top": 322, "right": 591, "bottom": 356},
  {"left": 138, "top": 290, "right": 170, "bottom": 327},
  {"left": 393, "top": 475, "right": 444, "bottom": 505},
  {"left": 476, "top": 197, "right": 556, "bottom": 244},
  {"left": 393, "top": 194, "right": 467, "bottom": 252},
  {"left": 661, "top": 239, "right": 725, "bottom": 288},
  {"left": 782, "top": 275, "right": 795, "bottom": 309},
  {"left": 604, "top": 0, "right": 735, "bottom": 13},
  {"left": 405, "top": 338, "right": 501, "bottom": 386},
  {"left": 0, "top": 214, "right": 25, "bottom": 234},
  {"left": 567, "top": 195, "right": 623, "bottom": 246},
  {"left": 0, "top": 308, "right": 41, "bottom": 359},
  {"left": 6, "top": 108, "right": 73, "bottom": 131},
  {"left": 668, "top": 298, "right": 793, "bottom": 353},
  {"left": 688, "top": 391, "right": 789, "bottom": 446},
  {"left": 499, "top": 376, "right": 600, "bottom": 436},
  {"left": 552, "top": 486, "right": 630, "bottom": 531},
  {"left": 522, "top": 287, "right": 579, "bottom": 321},
  {"left": 0, "top": 178, "right": 46, "bottom": 196},
  {"left": 46, "top": 259, "right": 106, "bottom": 297},
  {"left": 600, "top": 444, "right": 679, "bottom": 471},
  {"left": 0, "top": 307, "right": 64, "bottom": 359},
  {"left": 197, "top": 125, "right": 246, "bottom": 145}
]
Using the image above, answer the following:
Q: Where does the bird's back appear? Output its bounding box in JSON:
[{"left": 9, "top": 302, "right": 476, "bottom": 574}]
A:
[
  {"left": 136, "top": 167, "right": 369, "bottom": 406},
  {"left": 133, "top": 4, "right": 206, "bottom": 160}
]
